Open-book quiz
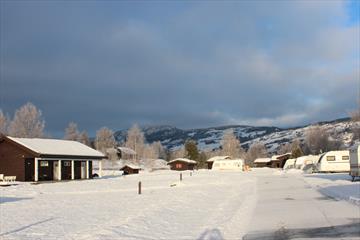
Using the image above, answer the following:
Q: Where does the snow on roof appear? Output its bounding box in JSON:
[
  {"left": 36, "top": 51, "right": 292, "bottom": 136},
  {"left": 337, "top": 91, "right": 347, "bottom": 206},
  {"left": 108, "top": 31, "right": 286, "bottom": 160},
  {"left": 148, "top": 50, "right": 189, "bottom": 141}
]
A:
[
  {"left": 118, "top": 147, "right": 137, "bottom": 155},
  {"left": 271, "top": 153, "right": 291, "bottom": 160},
  {"left": 254, "top": 158, "right": 271, "bottom": 163},
  {"left": 8, "top": 137, "right": 104, "bottom": 158},
  {"left": 120, "top": 164, "right": 141, "bottom": 170},
  {"left": 206, "top": 156, "right": 231, "bottom": 162},
  {"left": 167, "top": 158, "right": 197, "bottom": 164},
  {"left": 8, "top": 136, "right": 105, "bottom": 158}
]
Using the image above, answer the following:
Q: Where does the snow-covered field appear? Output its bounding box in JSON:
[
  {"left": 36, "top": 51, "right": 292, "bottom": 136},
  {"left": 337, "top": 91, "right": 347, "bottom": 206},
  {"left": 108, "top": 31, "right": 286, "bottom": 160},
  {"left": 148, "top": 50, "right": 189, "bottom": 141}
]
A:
[{"left": 1, "top": 169, "right": 359, "bottom": 240}]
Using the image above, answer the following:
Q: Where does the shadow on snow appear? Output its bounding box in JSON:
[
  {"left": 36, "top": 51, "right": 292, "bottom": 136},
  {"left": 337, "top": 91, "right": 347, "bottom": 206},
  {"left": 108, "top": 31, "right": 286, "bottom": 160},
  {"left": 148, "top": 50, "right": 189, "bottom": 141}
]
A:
[{"left": 243, "top": 221, "right": 360, "bottom": 240}]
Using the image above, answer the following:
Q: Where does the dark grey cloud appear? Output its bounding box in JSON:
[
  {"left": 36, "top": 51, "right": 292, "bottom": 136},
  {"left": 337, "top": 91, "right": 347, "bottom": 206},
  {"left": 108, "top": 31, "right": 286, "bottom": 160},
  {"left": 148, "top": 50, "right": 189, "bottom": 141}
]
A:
[{"left": 0, "top": 1, "right": 359, "bottom": 136}]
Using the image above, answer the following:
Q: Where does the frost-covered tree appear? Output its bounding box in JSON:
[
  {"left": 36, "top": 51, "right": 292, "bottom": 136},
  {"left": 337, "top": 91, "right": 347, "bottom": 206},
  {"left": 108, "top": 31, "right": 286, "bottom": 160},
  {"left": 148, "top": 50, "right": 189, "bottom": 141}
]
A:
[
  {"left": 304, "top": 126, "right": 336, "bottom": 154},
  {"left": 0, "top": 110, "right": 9, "bottom": 135},
  {"left": 278, "top": 142, "right": 292, "bottom": 155},
  {"left": 79, "top": 131, "right": 90, "bottom": 146},
  {"left": 143, "top": 144, "right": 158, "bottom": 159},
  {"left": 95, "top": 127, "right": 116, "bottom": 154},
  {"left": 170, "top": 146, "right": 186, "bottom": 159},
  {"left": 151, "top": 141, "right": 166, "bottom": 159},
  {"left": 246, "top": 142, "right": 268, "bottom": 166},
  {"left": 8, "top": 102, "right": 45, "bottom": 138},
  {"left": 64, "top": 122, "right": 80, "bottom": 141},
  {"left": 221, "top": 129, "right": 245, "bottom": 158},
  {"left": 125, "top": 124, "right": 145, "bottom": 159}
]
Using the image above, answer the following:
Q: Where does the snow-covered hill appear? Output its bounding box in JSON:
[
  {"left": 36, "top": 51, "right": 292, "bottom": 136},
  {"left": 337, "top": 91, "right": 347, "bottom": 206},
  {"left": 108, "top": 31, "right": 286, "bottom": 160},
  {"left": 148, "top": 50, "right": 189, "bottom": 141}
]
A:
[{"left": 114, "top": 118, "right": 358, "bottom": 154}]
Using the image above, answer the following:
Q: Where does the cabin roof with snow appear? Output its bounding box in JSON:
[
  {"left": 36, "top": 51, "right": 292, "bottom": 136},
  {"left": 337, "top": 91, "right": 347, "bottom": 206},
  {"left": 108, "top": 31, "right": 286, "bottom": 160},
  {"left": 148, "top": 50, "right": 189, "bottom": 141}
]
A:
[
  {"left": 206, "top": 156, "right": 231, "bottom": 162},
  {"left": 271, "top": 153, "right": 291, "bottom": 161},
  {"left": 167, "top": 158, "right": 197, "bottom": 164},
  {"left": 117, "top": 147, "right": 137, "bottom": 155},
  {"left": 254, "top": 158, "right": 271, "bottom": 163},
  {"left": 6, "top": 136, "right": 105, "bottom": 159},
  {"left": 120, "top": 164, "right": 141, "bottom": 170}
]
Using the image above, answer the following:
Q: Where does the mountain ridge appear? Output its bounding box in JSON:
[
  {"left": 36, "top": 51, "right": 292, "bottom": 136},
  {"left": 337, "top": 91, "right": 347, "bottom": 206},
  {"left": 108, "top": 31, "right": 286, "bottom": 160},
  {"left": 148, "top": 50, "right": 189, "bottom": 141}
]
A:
[{"left": 114, "top": 117, "right": 355, "bottom": 154}]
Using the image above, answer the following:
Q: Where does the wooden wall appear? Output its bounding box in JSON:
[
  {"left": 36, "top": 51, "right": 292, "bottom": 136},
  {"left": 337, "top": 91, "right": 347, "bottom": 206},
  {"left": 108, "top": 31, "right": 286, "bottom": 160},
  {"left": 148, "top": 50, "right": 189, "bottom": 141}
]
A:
[
  {"left": 0, "top": 140, "right": 36, "bottom": 181},
  {"left": 169, "top": 161, "right": 195, "bottom": 171}
]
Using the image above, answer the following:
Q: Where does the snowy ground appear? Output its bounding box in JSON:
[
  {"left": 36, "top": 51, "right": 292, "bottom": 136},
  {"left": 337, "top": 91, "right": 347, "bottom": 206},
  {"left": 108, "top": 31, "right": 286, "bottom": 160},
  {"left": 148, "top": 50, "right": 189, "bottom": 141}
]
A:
[{"left": 0, "top": 169, "right": 359, "bottom": 240}]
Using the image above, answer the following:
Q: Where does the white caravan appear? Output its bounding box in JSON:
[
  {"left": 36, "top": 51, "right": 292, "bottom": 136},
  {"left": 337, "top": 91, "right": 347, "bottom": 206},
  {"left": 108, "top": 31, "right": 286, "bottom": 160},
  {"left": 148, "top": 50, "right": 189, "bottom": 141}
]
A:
[
  {"left": 295, "top": 155, "right": 319, "bottom": 169},
  {"left": 212, "top": 159, "right": 244, "bottom": 171},
  {"left": 316, "top": 150, "right": 350, "bottom": 172},
  {"left": 349, "top": 145, "right": 360, "bottom": 181},
  {"left": 283, "top": 158, "right": 296, "bottom": 170}
]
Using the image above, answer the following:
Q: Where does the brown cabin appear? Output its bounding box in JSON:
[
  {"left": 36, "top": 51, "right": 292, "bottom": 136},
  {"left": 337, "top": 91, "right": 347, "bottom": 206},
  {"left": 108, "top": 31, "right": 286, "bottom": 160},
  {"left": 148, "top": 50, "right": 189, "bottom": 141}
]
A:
[
  {"left": 167, "top": 158, "right": 197, "bottom": 171},
  {"left": 270, "top": 153, "right": 291, "bottom": 168},
  {"left": 253, "top": 158, "right": 271, "bottom": 168},
  {"left": 0, "top": 136, "right": 105, "bottom": 181},
  {"left": 120, "top": 164, "right": 141, "bottom": 175}
]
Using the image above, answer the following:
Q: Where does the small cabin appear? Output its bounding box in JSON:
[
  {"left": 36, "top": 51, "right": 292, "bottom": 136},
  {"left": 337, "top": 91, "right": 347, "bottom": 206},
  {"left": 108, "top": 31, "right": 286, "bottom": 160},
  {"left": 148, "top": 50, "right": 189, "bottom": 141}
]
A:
[
  {"left": 0, "top": 136, "right": 105, "bottom": 181},
  {"left": 120, "top": 164, "right": 141, "bottom": 175},
  {"left": 254, "top": 158, "right": 271, "bottom": 168},
  {"left": 206, "top": 156, "right": 231, "bottom": 169},
  {"left": 167, "top": 158, "right": 197, "bottom": 171},
  {"left": 270, "top": 153, "right": 291, "bottom": 168}
]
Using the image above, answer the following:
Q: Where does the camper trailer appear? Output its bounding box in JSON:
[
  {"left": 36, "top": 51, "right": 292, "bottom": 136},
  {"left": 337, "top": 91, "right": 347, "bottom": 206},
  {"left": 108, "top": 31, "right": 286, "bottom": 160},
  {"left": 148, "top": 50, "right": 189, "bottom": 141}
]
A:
[
  {"left": 316, "top": 150, "right": 350, "bottom": 173},
  {"left": 294, "top": 155, "right": 319, "bottom": 169},
  {"left": 212, "top": 159, "right": 244, "bottom": 171},
  {"left": 349, "top": 145, "right": 360, "bottom": 181},
  {"left": 283, "top": 158, "right": 296, "bottom": 170}
]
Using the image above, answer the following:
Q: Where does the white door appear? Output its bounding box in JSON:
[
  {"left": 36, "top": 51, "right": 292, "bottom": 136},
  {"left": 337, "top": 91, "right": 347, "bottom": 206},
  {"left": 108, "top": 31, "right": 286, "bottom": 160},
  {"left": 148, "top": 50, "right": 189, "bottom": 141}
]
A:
[
  {"left": 53, "top": 161, "right": 59, "bottom": 180},
  {"left": 81, "top": 162, "right": 86, "bottom": 179}
]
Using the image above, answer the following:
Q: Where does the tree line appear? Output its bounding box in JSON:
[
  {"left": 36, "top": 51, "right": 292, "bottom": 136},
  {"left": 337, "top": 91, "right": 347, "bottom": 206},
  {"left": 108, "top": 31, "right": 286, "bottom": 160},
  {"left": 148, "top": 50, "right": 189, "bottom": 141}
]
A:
[{"left": 1, "top": 102, "right": 359, "bottom": 168}]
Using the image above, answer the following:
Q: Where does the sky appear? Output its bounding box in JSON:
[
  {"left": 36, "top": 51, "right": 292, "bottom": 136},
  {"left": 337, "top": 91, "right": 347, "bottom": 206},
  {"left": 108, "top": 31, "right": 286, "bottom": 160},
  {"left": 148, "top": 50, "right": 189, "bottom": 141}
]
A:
[{"left": 0, "top": 0, "right": 359, "bottom": 136}]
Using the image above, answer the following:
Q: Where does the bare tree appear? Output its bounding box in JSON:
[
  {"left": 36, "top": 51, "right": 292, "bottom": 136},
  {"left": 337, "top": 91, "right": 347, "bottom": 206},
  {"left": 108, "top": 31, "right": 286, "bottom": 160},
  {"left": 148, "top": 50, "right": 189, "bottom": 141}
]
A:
[
  {"left": 64, "top": 122, "right": 80, "bottom": 141},
  {"left": 278, "top": 143, "right": 292, "bottom": 155},
  {"left": 95, "top": 127, "right": 116, "bottom": 154},
  {"left": 221, "top": 129, "right": 245, "bottom": 158},
  {"left": 143, "top": 144, "right": 158, "bottom": 159},
  {"left": 79, "top": 131, "right": 90, "bottom": 146},
  {"left": 304, "top": 126, "right": 339, "bottom": 154},
  {"left": 150, "top": 141, "right": 166, "bottom": 159},
  {"left": 0, "top": 110, "right": 9, "bottom": 135},
  {"left": 246, "top": 142, "right": 268, "bottom": 166},
  {"left": 124, "top": 124, "right": 145, "bottom": 159},
  {"left": 8, "top": 102, "right": 45, "bottom": 138},
  {"left": 170, "top": 146, "right": 186, "bottom": 159}
]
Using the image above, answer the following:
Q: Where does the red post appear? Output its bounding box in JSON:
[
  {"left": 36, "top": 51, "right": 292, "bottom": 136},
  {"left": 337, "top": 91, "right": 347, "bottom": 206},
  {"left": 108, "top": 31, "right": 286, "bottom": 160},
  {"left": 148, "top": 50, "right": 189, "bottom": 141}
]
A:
[{"left": 138, "top": 181, "right": 142, "bottom": 195}]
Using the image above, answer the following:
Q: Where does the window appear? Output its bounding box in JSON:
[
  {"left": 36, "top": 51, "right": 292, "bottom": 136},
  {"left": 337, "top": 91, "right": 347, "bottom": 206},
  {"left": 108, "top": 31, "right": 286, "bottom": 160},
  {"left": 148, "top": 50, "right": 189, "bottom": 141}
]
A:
[
  {"left": 342, "top": 156, "right": 349, "bottom": 160},
  {"left": 326, "top": 156, "right": 336, "bottom": 161},
  {"left": 40, "top": 161, "right": 49, "bottom": 167},
  {"left": 176, "top": 163, "right": 182, "bottom": 169},
  {"left": 64, "top": 161, "right": 71, "bottom": 167}
]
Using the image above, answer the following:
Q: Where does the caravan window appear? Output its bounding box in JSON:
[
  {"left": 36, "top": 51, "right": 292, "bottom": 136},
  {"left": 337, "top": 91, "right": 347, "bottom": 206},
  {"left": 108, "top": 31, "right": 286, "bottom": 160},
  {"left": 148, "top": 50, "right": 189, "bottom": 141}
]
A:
[
  {"left": 342, "top": 156, "right": 349, "bottom": 160},
  {"left": 326, "top": 156, "right": 336, "bottom": 161}
]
